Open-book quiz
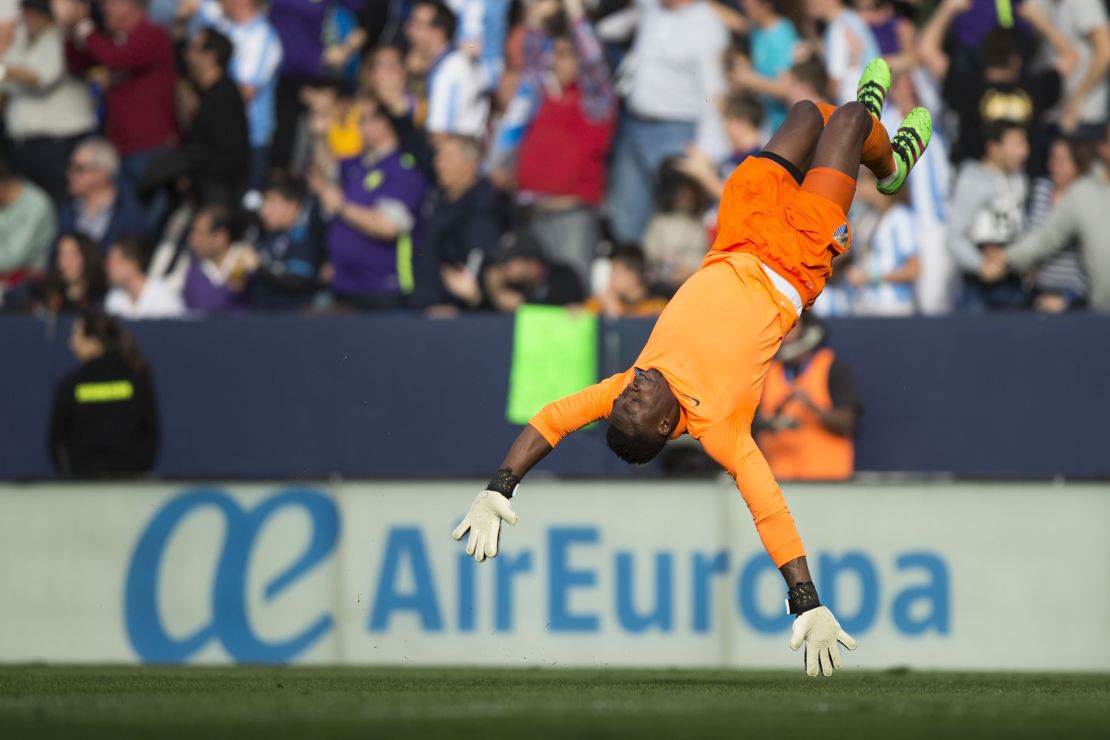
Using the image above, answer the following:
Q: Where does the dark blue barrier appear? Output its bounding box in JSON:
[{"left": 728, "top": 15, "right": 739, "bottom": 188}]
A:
[{"left": 2, "top": 313, "right": 1107, "bottom": 480}]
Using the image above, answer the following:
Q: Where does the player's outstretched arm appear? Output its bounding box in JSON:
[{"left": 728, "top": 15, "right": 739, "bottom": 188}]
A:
[
  {"left": 452, "top": 372, "right": 628, "bottom": 562},
  {"left": 781, "top": 556, "right": 858, "bottom": 678}
]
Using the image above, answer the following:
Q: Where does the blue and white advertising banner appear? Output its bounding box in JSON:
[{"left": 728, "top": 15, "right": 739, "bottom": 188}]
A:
[{"left": 1, "top": 481, "right": 1107, "bottom": 670}]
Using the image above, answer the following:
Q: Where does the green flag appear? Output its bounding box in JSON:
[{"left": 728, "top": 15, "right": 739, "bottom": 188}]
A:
[{"left": 507, "top": 306, "right": 598, "bottom": 425}]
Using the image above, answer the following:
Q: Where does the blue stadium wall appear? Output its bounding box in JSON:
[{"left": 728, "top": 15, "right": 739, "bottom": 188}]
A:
[{"left": 3, "top": 314, "right": 1107, "bottom": 480}]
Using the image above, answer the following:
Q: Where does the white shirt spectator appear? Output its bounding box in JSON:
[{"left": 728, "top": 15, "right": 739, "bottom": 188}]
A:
[
  {"left": 621, "top": 0, "right": 729, "bottom": 156},
  {"left": 106, "top": 280, "right": 185, "bottom": 320},
  {"left": 196, "top": 1, "right": 283, "bottom": 147},
  {"left": 1050, "top": 0, "right": 1110, "bottom": 125},
  {"left": 855, "top": 204, "right": 919, "bottom": 315},
  {"left": 425, "top": 48, "right": 489, "bottom": 137},
  {"left": 0, "top": 24, "right": 96, "bottom": 139},
  {"left": 824, "top": 9, "right": 881, "bottom": 105}
]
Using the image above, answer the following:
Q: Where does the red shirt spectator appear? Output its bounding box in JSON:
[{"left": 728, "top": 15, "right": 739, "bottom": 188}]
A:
[{"left": 63, "top": 0, "right": 177, "bottom": 158}]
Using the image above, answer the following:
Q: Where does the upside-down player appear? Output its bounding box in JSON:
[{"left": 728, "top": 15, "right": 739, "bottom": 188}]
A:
[{"left": 452, "top": 59, "right": 931, "bottom": 677}]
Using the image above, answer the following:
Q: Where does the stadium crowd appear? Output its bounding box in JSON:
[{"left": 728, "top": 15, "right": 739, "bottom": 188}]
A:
[{"left": 0, "top": 0, "right": 1109, "bottom": 319}]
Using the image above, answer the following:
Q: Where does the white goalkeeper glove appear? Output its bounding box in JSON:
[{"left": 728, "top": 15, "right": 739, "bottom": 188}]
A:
[
  {"left": 789, "top": 605, "right": 858, "bottom": 677},
  {"left": 451, "top": 490, "right": 518, "bottom": 562}
]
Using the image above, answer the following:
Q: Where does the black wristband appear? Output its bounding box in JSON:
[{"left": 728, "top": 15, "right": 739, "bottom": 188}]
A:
[
  {"left": 486, "top": 467, "right": 520, "bottom": 498},
  {"left": 786, "top": 581, "right": 821, "bottom": 615}
]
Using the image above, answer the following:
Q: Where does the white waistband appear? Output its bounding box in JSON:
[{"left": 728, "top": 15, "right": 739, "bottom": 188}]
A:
[{"left": 761, "top": 263, "right": 804, "bottom": 316}]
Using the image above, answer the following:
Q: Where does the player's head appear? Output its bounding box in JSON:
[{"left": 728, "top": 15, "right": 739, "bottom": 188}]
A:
[
  {"left": 606, "top": 368, "right": 679, "bottom": 464},
  {"left": 982, "top": 120, "right": 1029, "bottom": 174}
]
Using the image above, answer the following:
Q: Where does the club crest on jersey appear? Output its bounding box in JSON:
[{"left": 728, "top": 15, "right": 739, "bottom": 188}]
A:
[{"left": 832, "top": 223, "right": 849, "bottom": 248}]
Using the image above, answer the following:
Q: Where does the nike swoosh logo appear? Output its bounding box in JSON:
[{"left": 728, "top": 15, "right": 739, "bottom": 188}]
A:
[{"left": 683, "top": 393, "right": 701, "bottom": 407}]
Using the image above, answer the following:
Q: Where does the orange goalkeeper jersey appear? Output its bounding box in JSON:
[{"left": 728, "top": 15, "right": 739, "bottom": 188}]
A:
[{"left": 530, "top": 250, "right": 806, "bottom": 567}]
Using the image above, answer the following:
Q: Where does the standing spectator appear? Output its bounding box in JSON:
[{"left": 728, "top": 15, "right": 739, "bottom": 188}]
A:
[
  {"left": 141, "top": 27, "right": 250, "bottom": 207},
  {"left": 57, "top": 0, "right": 178, "bottom": 195},
  {"left": 989, "top": 122, "right": 1110, "bottom": 311},
  {"left": 846, "top": 170, "right": 920, "bottom": 316},
  {"left": 49, "top": 309, "right": 160, "bottom": 478},
  {"left": 516, "top": 0, "right": 616, "bottom": 290},
  {"left": 606, "top": 0, "right": 729, "bottom": 244},
  {"left": 446, "top": 0, "right": 510, "bottom": 91},
  {"left": 756, "top": 315, "right": 857, "bottom": 481},
  {"left": 25, "top": 232, "right": 107, "bottom": 313},
  {"left": 0, "top": 157, "right": 55, "bottom": 289},
  {"left": 183, "top": 203, "right": 254, "bottom": 312},
  {"left": 727, "top": 0, "right": 799, "bottom": 132},
  {"left": 267, "top": 0, "right": 363, "bottom": 170},
  {"left": 1022, "top": 136, "right": 1096, "bottom": 311},
  {"left": 104, "top": 236, "right": 185, "bottom": 319},
  {"left": 919, "top": 0, "right": 1076, "bottom": 166},
  {"left": 783, "top": 55, "right": 833, "bottom": 106},
  {"left": 0, "top": 0, "right": 96, "bottom": 204},
  {"left": 642, "top": 159, "right": 711, "bottom": 294},
  {"left": 310, "top": 96, "right": 429, "bottom": 309},
  {"left": 405, "top": 0, "right": 488, "bottom": 137},
  {"left": 58, "top": 138, "right": 147, "bottom": 253},
  {"left": 584, "top": 246, "right": 668, "bottom": 317},
  {"left": 246, "top": 173, "right": 323, "bottom": 310},
  {"left": 855, "top": 0, "right": 916, "bottom": 73},
  {"left": 1049, "top": 0, "right": 1110, "bottom": 135},
  {"left": 675, "top": 94, "right": 766, "bottom": 201},
  {"left": 804, "top": 0, "right": 880, "bottom": 105},
  {"left": 421, "top": 134, "right": 508, "bottom": 308},
  {"left": 947, "top": 121, "right": 1031, "bottom": 311},
  {"left": 193, "top": 0, "right": 284, "bottom": 191},
  {"left": 0, "top": 0, "right": 17, "bottom": 55}
]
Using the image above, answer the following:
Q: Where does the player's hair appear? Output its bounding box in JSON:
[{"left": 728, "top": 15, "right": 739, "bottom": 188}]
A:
[
  {"left": 983, "top": 119, "right": 1027, "bottom": 146},
  {"left": 982, "top": 28, "right": 1020, "bottom": 70},
  {"left": 724, "top": 94, "right": 765, "bottom": 128},
  {"left": 415, "top": 0, "right": 457, "bottom": 42},
  {"left": 605, "top": 418, "right": 668, "bottom": 465},
  {"left": 790, "top": 56, "right": 830, "bottom": 100},
  {"left": 198, "top": 27, "right": 234, "bottom": 72},
  {"left": 111, "top": 236, "right": 153, "bottom": 275}
]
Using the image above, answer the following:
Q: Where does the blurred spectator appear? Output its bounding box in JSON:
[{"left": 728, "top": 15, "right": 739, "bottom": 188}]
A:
[
  {"left": 606, "top": 0, "right": 729, "bottom": 243},
  {"left": 726, "top": 0, "right": 800, "bottom": 132},
  {"left": 446, "top": 0, "right": 510, "bottom": 91},
  {"left": 0, "top": 0, "right": 96, "bottom": 204},
  {"left": 0, "top": 157, "right": 55, "bottom": 288},
  {"left": 301, "top": 79, "right": 364, "bottom": 173},
  {"left": 1021, "top": 136, "right": 1096, "bottom": 311},
  {"left": 920, "top": 0, "right": 1073, "bottom": 166},
  {"left": 405, "top": 0, "right": 489, "bottom": 137},
  {"left": 804, "top": 0, "right": 879, "bottom": 105},
  {"left": 49, "top": 309, "right": 159, "bottom": 477},
  {"left": 104, "top": 235, "right": 185, "bottom": 319},
  {"left": 783, "top": 54, "right": 833, "bottom": 106},
  {"left": 267, "top": 0, "right": 364, "bottom": 170},
  {"left": 26, "top": 232, "right": 107, "bottom": 313},
  {"left": 58, "top": 138, "right": 147, "bottom": 253},
  {"left": 192, "top": 0, "right": 284, "bottom": 191},
  {"left": 584, "top": 246, "right": 668, "bottom": 317},
  {"left": 642, "top": 159, "right": 711, "bottom": 294},
  {"left": 1048, "top": 0, "right": 1110, "bottom": 135},
  {"left": 0, "top": 0, "right": 16, "bottom": 55},
  {"left": 481, "top": 232, "right": 584, "bottom": 311},
  {"left": 947, "top": 120, "right": 1030, "bottom": 311},
  {"left": 58, "top": 0, "right": 178, "bottom": 195},
  {"left": 246, "top": 173, "right": 323, "bottom": 310},
  {"left": 141, "top": 27, "right": 249, "bottom": 207},
  {"left": 996, "top": 122, "right": 1110, "bottom": 311},
  {"left": 310, "top": 96, "right": 429, "bottom": 310},
  {"left": 755, "top": 315, "right": 856, "bottom": 481},
  {"left": 183, "top": 203, "right": 255, "bottom": 312},
  {"left": 846, "top": 169, "right": 920, "bottom": 316},
  {"left": 675, "top": 94, "right": 766, "bottom": 201},
  {"left": 421, "top": 134, "right": 508, "bottom": 309},
  {"left": 856, "top": 0, "right": 916, "bottom": 73},
  {"left": 516, "top": 0, "right": 616, "bottom": 289}
]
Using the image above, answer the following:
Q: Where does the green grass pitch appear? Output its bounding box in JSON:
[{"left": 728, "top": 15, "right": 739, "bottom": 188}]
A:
[{"left": 1, "top": 667, "right": 1108, "bottom": 739}]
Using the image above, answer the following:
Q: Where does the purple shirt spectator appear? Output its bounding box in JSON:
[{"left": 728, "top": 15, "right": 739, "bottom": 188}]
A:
[
  {"left": 329, "top": 150, "right": 429, "bottom": 298},
  {"left": 268, "top": 0, "right": 362, "bottom": 78},
  {"left": 183, "top": 258, "right": 248, "bottom": 312}
]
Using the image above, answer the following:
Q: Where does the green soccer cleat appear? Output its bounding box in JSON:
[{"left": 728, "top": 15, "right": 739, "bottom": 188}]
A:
[
  {"left": 877, "top": 106, "right": 932, "bottom": 196},
  {"left": 856, "top": 58, "right": 892, "bottom": 120}
]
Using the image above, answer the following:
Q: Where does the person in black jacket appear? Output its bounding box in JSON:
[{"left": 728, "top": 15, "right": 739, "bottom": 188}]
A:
[
  {"left": 49, "top": 309, "right": 160, "bottom": 478},
  {"left": 141, "top": 27, "right": 249, "bottom": 208}
]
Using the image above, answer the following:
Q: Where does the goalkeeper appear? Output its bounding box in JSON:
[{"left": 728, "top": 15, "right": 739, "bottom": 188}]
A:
[{"left": 453, "top": 60, "right": 932, "bottom": 678}]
